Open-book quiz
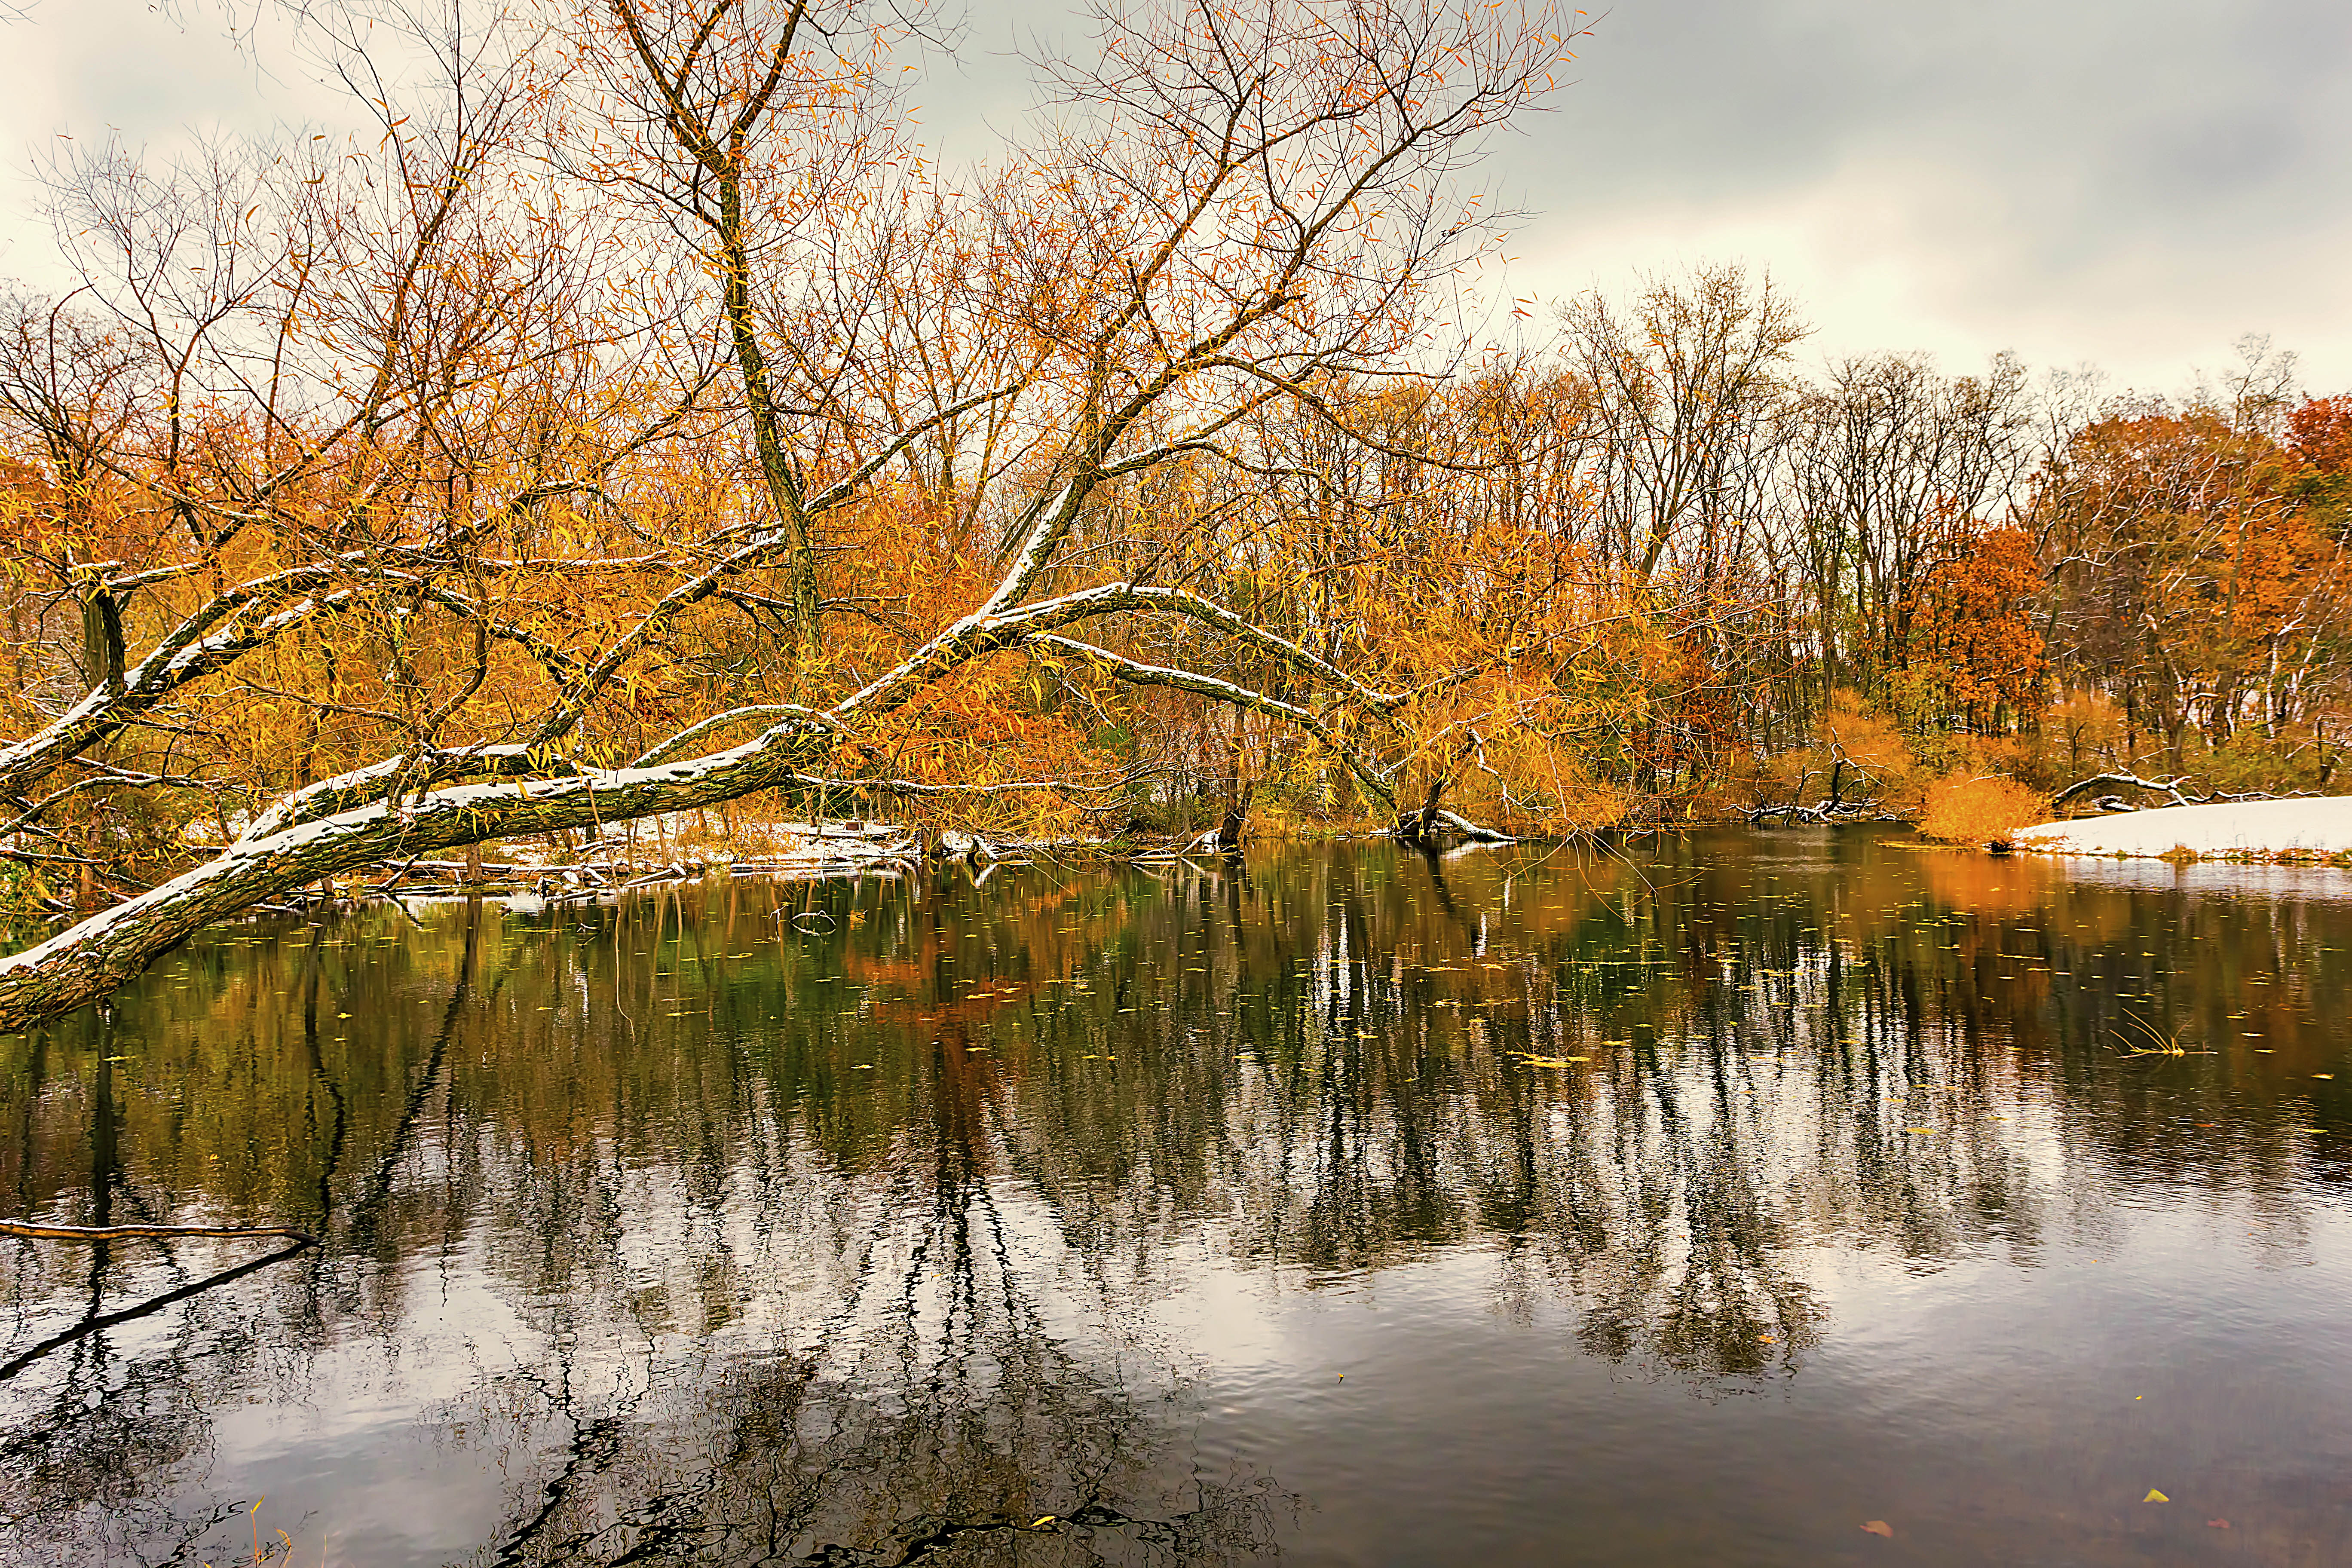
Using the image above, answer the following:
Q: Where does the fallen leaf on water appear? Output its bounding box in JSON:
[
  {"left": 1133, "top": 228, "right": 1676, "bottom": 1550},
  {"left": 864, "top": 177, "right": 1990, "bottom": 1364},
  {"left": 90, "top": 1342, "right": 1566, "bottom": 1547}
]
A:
[
  {"left": 2207, "top": 1519, "right": 2230, "bottom": 1529},
  {"left": 1904, "top": 1127, "right": 1937, "bottom": 1134},
  {"left": 1860, "top": 1520, "right": 1893, "bottom": 1538},
  {"left": 2144, "top": 1489, "right": 2169, "bottom": 1503}
]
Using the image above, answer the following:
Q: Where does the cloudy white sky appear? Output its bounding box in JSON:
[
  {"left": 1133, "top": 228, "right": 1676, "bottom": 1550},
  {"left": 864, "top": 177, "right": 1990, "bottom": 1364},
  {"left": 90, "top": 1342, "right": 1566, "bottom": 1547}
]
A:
[{"left": 3, "top": 0, "right": 2346, "bottom": 394}]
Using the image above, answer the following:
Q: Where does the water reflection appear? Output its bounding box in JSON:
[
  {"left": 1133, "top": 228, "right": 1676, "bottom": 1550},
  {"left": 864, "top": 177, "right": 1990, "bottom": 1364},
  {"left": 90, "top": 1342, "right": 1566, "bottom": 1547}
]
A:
[{"left": 3, "top": 831, "right": 2350, "bottom": 1565}]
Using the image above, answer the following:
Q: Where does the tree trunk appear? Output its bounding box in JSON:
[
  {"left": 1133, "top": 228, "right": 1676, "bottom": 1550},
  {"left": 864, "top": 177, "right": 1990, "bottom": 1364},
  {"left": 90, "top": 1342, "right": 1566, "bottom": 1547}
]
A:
[
  {"left": 1397, "top": 778, "right": 1447, "bottom": 845},
  {"left": 0, "top": 728, "right": 835, "bottom": 1033},
  {"left": 1215, "top": 735, "right": 1253, "bottom": 852},
  {"left": 1214, "top": 781, "right": 1254, "bottom": 854}
]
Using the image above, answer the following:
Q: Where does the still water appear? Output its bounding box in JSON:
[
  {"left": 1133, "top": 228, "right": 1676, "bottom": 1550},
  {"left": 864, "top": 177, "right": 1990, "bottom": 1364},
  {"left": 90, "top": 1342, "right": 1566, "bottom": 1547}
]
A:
[{"left": 5, "top": 830, "right": 2352, "bottom": 1565}]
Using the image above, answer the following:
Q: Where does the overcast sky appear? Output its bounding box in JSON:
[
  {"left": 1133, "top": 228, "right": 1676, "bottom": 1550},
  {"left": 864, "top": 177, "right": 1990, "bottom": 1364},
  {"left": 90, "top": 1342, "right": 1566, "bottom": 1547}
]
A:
[{"left": 3, "top": 0, "right": 2346, "bottom": 395}]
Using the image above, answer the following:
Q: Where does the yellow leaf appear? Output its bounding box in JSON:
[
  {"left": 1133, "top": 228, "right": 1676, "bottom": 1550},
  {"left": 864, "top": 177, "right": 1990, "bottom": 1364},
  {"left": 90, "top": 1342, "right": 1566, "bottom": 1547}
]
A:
[{"left": 2144, "top": 1489, "right": 2168, "bottom": 1503}]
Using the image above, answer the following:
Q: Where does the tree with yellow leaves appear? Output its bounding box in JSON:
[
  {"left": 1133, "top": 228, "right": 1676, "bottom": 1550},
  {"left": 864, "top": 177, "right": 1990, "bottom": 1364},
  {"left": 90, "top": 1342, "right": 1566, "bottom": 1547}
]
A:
[{"left": 0, "top": 0, "right": 1582, "bottom": 1029}]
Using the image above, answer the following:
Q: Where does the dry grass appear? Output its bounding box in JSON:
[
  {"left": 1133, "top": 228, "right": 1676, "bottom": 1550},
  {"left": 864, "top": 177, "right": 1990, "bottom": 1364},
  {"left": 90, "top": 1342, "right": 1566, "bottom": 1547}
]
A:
[
  {"left": 1919, "top": 772, "right": 2047, "bottom": 851},
  {"left": 200, "top": 1498, "right": 315, "bottom": 1568},
  {"left": 2112, "top": 1014, "right": 2212, "bottom": 1058}
]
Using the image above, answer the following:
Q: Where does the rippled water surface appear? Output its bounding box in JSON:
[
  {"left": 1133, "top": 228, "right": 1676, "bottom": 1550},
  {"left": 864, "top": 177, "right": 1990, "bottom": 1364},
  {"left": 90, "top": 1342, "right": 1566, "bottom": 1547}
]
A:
[{"left": 6, "top": 830, "right": 2352, "bottom": 1565}]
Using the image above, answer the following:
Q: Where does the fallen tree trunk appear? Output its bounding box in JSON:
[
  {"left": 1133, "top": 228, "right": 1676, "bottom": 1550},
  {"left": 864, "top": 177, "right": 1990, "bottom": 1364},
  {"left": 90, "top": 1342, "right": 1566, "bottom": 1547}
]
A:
[
  {"left": 2049, "top": 772, "right": 2202, "bottom": 811},
  {"left": 0, "top": 1219, "right": 314, "bottom": 1244},
  {"left": 2048, "top": 772, "right": 2290, "bottom": 814},
  {"left": 0, "top": 573, "right": 1411, "bottom": 1032},
  {"left": 0, "top": 724, "right": 833, "bottom": 1033},
  {"left": 1427, "top": 808, "right": 1515, "bottom": 844},
  {"left": 1394, "top": 792, "right": 1515, "bottom": 848}
]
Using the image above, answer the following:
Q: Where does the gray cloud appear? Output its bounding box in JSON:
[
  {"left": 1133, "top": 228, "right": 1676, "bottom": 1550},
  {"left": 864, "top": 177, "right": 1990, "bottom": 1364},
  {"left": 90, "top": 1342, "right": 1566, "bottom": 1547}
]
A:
[
  {"left": 1473, "top": 0, "right": 2352, "bottom": 387},
  {"left": 5, "top": 0, "right": 2345, "bottom": 391},
  {"left": 1532, "top": 0, "right": 2352, "bottom": 217}
]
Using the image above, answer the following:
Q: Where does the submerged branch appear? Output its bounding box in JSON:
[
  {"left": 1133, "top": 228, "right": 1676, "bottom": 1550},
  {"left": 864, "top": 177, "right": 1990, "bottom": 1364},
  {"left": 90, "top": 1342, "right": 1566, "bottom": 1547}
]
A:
[{"left": 0, "top": 1219, "right": 315, "bottom": 1243}]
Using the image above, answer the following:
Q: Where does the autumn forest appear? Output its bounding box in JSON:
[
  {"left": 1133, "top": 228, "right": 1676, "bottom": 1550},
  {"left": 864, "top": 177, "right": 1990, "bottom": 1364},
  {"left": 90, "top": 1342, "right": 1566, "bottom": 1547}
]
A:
[
  {"left": 12, "top": 6, "right": 2352, "bottom": 1562},
  {"left": 0, "top": 0, "right": 2347, "bottom": 1027}
]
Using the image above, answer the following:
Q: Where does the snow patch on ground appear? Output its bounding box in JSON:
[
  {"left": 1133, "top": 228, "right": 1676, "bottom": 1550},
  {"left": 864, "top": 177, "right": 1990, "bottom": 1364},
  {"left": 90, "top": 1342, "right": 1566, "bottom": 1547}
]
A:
[{"left": 2013, "top": 796, "right": 2352, "bottom": 859}]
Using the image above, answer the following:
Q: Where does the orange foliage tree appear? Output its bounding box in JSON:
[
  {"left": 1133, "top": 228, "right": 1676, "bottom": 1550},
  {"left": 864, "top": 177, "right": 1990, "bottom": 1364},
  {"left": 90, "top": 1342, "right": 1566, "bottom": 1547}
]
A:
[
  {"left": 1898, "top": 522, "right": 2047, "bottom": 732},
  {"left": 0, "top": 0, "right": 1588, "bottom": 1027}
]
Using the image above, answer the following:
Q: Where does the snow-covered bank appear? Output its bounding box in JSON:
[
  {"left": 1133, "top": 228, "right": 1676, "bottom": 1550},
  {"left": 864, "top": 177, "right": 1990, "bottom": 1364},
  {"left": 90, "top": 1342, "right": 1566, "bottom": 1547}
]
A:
[{"left": 2012, "top": 796, "right": 2352, "bottom": 859}]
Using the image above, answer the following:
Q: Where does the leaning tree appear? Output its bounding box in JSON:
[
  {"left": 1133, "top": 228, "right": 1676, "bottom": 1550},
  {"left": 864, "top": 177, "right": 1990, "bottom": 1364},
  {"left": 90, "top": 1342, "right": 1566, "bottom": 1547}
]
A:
[{"left": 0, "top": 0, "right": 1575, "bottom": 1030}]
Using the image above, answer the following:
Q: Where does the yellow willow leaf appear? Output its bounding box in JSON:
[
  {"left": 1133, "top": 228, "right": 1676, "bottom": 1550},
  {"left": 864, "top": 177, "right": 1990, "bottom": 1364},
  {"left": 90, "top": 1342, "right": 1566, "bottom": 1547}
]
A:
[{"left": 2144, "top": 1489, "right": 2168, "bottom": 1503}]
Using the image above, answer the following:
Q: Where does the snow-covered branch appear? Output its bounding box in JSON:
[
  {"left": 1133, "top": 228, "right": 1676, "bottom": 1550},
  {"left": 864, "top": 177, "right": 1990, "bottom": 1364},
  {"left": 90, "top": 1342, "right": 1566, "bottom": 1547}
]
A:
[{"left": 1028, "top": 634, "right": 1398, "bottom": 813}]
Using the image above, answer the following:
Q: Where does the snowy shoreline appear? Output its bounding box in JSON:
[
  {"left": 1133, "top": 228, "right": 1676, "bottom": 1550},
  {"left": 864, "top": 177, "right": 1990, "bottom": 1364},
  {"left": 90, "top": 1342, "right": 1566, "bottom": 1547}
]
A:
[{"left": 2012, "top": 796, "right": 2352, "bottom": 860}]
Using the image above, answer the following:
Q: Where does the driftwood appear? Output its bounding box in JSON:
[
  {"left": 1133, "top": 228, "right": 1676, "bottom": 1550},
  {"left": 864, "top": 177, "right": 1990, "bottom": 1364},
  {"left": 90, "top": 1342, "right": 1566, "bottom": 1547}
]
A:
[
  {"left": 2049, "top": 773, "right": 2291, "bottom": 814},
  {"left": 1748, "top": 797, "right": 1887, "bottom": 826},
  {"left": 1394, "top": 807, "right": 1515, "bottom": 847},
  {"left": 1387, "top": 772, "right": 1515, "bottom": 848},
  {"left": 0, "top": 1219, "right": 315, "bottom": 1244},
  {"left": 1749, "top": 758, "right": 1894, "bottom": 827}
]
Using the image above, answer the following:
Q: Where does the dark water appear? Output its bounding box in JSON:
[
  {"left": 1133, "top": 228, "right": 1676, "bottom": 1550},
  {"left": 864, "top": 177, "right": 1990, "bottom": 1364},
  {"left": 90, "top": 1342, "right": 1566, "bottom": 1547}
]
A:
[{"left": 6, "top": 830, "right": 2352, "bottom": 1566}]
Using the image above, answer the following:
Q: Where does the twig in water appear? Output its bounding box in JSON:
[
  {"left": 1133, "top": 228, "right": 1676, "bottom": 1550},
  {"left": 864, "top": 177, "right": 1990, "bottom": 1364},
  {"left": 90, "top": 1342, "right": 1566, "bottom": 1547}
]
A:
[
  {"left": 2112, "top": 1014, "right": 2210, "bottom": 1058},
  {"left": 0, "top": 1219, "right": 315, "bottom": 1243}
]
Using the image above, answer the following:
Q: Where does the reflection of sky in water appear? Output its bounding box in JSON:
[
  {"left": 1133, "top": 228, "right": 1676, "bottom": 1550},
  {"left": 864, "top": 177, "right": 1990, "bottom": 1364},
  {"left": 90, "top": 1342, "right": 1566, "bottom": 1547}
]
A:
[
  {"left": 4, "top": 830, "right": 2351, "bottom": 1565},
  {"left": 2043, "top": 857, "right": 2352, "bottom": 902}
]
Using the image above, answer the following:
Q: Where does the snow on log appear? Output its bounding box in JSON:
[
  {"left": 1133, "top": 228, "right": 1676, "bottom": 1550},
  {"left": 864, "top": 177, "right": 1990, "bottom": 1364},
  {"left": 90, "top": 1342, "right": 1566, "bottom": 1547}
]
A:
[{"left": 2012, "top": 796, "right": 2352, "bottom": 859}]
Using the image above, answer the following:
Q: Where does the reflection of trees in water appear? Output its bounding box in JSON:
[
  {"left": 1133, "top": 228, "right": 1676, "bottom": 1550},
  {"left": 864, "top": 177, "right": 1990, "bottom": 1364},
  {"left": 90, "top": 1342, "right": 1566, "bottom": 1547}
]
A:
[
  {"left": 465, "top": 1055, "right": 1286, "bottom": 1566},
  {"left": 1070, "top": 839, "right": 2343, "bottom": 1378},
  {"left": 1133, "top": 848, "right": 2061, "bottom": 1379},
  {"left": 2, "top": 894, "right": 1286, "bottom": 1565},
  {"left": 0, "top": 1348, "right": 243, "bottom": 1568},
  {"left": 2, "top": 834, "right": 2348, "bottom": 1561},
  {"left": 0, "top": 915, "right": 480, "bottom": 1564}
]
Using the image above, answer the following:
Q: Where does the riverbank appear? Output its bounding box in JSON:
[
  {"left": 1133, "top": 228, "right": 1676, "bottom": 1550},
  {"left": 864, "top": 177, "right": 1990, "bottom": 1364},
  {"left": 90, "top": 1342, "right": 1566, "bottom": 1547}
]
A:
[{"left": 2013, "top": 795, "right": 2352, "bottom": 861}]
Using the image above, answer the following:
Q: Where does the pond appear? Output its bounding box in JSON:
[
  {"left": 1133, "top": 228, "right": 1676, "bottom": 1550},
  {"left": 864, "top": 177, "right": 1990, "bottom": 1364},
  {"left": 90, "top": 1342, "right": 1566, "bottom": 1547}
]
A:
[{"left": 5, "top": 830, "right": 2352, "bottom": 1565}]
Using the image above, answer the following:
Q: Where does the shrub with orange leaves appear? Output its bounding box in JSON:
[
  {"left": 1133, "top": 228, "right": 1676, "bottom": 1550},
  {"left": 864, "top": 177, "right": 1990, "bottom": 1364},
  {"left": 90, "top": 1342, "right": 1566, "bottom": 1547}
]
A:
[
  {"left": 1758, "top": 690, "right": 1925, "bottom": 815},
  {"left": 1919, "top": 772, "right": 2047, "bottom": 850}
]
